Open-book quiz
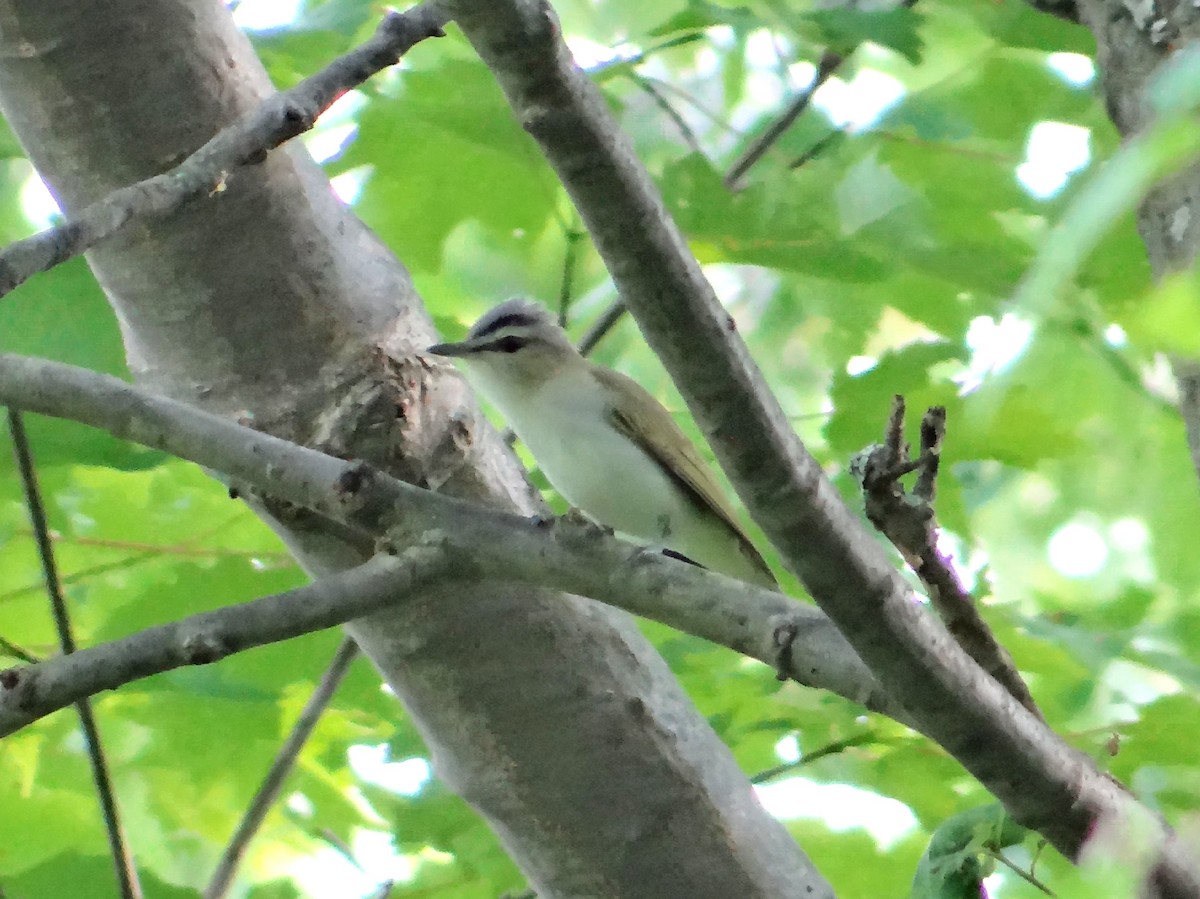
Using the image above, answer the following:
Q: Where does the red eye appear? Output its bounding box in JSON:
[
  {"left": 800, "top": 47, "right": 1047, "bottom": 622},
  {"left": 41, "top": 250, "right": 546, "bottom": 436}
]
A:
[{"left": 495, "top": 336, "right": 522, "bottom": 353}]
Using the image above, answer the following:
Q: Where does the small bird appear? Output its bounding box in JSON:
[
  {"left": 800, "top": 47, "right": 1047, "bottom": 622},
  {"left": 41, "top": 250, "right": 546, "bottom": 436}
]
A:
[{"left": 427, "top": 299, "right": 776, "bottom": 588}]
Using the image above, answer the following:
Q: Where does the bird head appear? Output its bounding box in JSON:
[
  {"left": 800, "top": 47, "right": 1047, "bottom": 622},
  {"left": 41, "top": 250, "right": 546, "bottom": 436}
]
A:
[{"left": 427, "top": 298, "right": 578, "bottom": 389}]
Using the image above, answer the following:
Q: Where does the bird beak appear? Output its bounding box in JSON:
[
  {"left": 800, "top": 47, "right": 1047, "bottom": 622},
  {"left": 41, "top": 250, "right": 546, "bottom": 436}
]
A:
[{"left": 426, "top": 341, "right": 474, "bottom": 358}]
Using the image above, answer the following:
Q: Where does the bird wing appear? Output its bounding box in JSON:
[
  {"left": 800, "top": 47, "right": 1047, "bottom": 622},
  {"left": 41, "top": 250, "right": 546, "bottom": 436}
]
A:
[{"left": 593, "top": 365, "right": 776, "bottom": 587}]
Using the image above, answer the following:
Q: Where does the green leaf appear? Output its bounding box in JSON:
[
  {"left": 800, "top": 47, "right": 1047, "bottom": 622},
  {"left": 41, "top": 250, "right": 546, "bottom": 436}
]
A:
[
  {"left": 795, "top": 9, "right": 925, "bottom": 64},
  {"left": 647, "top": 0, "right": 765, "bottom": 36},
  {"left": 835, "top": 152, "right": 918, "bottom": 236},
  {"left": 662, "top": 154, "right": 889, "bottom": 279},
  {"left": 1117, "top": 269, "right": 1200, "bottom": 355},
  {"left": 0, "top": 260, "right": 159, "bottom": 471},
  {"left": 5, "top": 853, "right": 197, "bottom": 899},
  {"left": 343, "top": 50, "right": 561, "bottom": 273},
  {"left": 910, "top": 805, "right": 1027, "bottom": 899}
]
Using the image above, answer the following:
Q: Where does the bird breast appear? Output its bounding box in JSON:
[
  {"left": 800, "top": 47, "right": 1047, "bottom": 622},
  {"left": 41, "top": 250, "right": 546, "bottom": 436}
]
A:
[{"left": 490, "top": 371, "right": 683, "bottom": 543}]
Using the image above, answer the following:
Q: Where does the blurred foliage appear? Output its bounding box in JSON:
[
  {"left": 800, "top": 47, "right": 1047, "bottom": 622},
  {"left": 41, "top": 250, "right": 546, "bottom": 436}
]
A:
[{"left": 2, "top": 0, "right": 1199, "bottom": 896}]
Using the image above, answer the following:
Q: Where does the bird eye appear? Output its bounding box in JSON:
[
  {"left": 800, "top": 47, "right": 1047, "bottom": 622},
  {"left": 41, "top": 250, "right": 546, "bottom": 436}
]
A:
[{"left": 494, "top": 336, "right": 522, "bottom": 353}]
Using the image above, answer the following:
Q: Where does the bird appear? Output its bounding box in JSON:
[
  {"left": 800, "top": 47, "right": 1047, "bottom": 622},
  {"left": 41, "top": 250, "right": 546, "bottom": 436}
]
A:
[{"left": 426, "top": 298, "right": 776, "bottom": 589}]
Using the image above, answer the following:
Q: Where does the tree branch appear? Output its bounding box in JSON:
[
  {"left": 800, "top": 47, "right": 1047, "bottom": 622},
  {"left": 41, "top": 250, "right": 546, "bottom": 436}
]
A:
[
  {"left": 446, "top": 1, "right": 1200, "bottom": 892},
  {"left": 7, "top": 409, "right": 142, "bottom": 899},
  {"left": 204, "top": 637, "right": 360, "bottom": 899},
  {"left": 723, "top": 49, "right": 843, "bottom": 191},
  {"left": 0, "top": 552, "right": 439, "bottom": 737},
  {"left": 855, "top": 398, "right": 1042, "bottom": 720},
  {"left": 0, "top": 2, "right": 450, "bottom": 300},
  {"left": 724, "top": 0, "right": 921, "bottom": 189},
  {"left": 576, "top": 297, "right": 627, "bottom": 356},
  {"left": 0, "top": 354, "right": 898, "bottom": 737}
]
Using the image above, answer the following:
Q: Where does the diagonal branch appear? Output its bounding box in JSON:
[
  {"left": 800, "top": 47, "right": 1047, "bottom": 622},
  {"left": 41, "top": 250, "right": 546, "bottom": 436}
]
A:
[
  {"left": 0, "top": 354, "right": 896, "bottom": 737},
  {"left": 577, "top": 297, "right": 627, "bottom": 356},
  {"left": 0, "top": 2, "right": 450, "bottom": 300},
  {"left": 445, "top": 1, "right": 1200, "bottom": 892},
  {"left": 723, "top": 0, "right": 921, "bottom": 189},
  {"left": 204, "top": 637, "right": 361, "bottom": 899},
  {"left": 723, "top": 49, "right": 843, "bottom": 191},
  {"left": 0, "top": 634, "right": 39, "bottom": 664},
  {"left": 7, "top": 408, "right": 142, "bottom": 899}
]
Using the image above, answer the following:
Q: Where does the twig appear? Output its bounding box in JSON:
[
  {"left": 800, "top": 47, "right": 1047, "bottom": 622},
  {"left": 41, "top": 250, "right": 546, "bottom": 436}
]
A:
[
  {"left": 854, "top": 397, "right": 1042, "bottom": 720},
  {"left": 1, "top": 554, "right": 163, "bottom": 605},
  {"left": 751, "top": 731, "right": 879, "bottom": 784},
  {"left": 367, "top": 881, "right": 396, "bottom": 899},
  {"left": 205, "top": 637, "right": 360, "bottom": 899},
  {"left": 0, "top": 634, "right": 39, "bottom": 664},
  {"left": 577, "top": 298, "right": 627, "bottom": 357},
  {"left": 723, "top": 49, "right": 844, "bottom": 191},
  {"left": 629, "top": 74, "right": 705, "bottom": 157},
  {"left": 913, "top": 406, "right": 943, "bottom": 503},
  {"left": 788, "top": 129, "right": 843, "bottom": 171},
  {"left": 588, "top": 32, "right": 706, "bottom": 82},
  {"left": 0, "top": 3, "right": 450, "bottom": 300},
  {"left": 726, "top": 0, "right": 926, "bottom": 187},
  {"left": 6, "top": 409, "right": 142, "bottom": 899},
  {"left": 0, "top": 517, "right": 292, "bottom": 605},
  {"left": 313, "top": 827, "right": 363, "bottom": 870},
  {"left": 557, "top": 226, "right": 585, "bottom": 327},
  {"left": 985, "top": 848, "right": 1056, "bottom": 895},
  {"left": 13, "top": 526, "right": 293, "bottom": 560},
  {"left": 633, "top": 76, "right": 740, "bottom": 137}
]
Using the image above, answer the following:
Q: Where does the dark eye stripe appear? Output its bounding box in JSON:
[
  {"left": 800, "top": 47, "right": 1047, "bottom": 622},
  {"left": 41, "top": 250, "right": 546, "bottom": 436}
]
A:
[{"left": 478, "top": 335, "right": 525, "bottom": 353}]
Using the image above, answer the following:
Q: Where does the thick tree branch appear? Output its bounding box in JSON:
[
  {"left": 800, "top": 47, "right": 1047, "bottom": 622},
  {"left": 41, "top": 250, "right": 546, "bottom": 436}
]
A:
[
  {"left": 447, "top": 1, "right": 1200, "bottom": 892},
  {"left": 0, "top": 354, "right": 897, "bottom": 737},
  {"left": 0, "top": 2, "right": 449, "bottom": 300}
]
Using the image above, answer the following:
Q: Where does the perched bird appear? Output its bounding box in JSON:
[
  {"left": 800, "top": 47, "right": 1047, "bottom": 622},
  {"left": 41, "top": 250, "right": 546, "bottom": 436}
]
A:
[{"left": 427, "top": 299, "right": 776, "bottom": 588}]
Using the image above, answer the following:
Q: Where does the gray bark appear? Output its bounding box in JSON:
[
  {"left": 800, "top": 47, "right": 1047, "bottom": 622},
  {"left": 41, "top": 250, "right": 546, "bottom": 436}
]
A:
[
  {"left": 1074, "top": 0, "right": 1200, "bottom": 477},
  {"left": 0, "top": 1, "right": 830, "bottom": 896}
]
